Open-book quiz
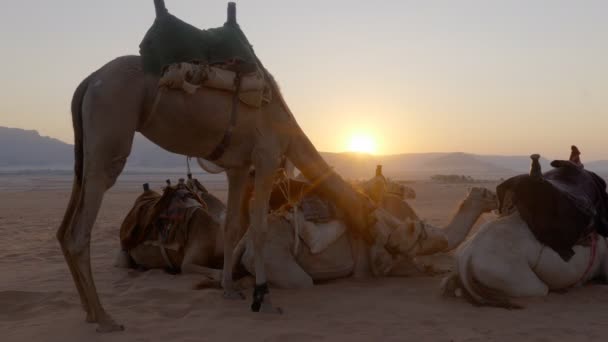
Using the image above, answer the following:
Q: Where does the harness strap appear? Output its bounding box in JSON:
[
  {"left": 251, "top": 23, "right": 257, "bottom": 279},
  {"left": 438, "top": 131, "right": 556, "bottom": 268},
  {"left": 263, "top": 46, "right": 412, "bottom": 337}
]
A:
[
  {"left": 531, "top": 245, "right": 545, "bottom": 272},
  {"left": 206, "top": 72, "right": 242, "bottom": 161},
  {"left": 158, "top": 222, "right": 178, "bottom": 272},
  {"left": 574, "top": 232, "right": 598, "bottom": 286}
]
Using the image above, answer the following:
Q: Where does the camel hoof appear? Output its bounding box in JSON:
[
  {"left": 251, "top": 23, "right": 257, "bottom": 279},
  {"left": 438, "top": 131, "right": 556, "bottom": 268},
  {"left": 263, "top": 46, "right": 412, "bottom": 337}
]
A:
[
  {"left": 353, "top": 269, "right": 372, "bottom": 279},
  {"left": 96, "top": 320, "right": 124, "bottom": 333},
  {"left": 251, "top": 282, "right": 282, "bottom": 313},
  {"left": 223, "top": 290, "right": 245, "bottom": 300},
  {"left": 85, "top": 313, "right": 96, "bottom": 323}
]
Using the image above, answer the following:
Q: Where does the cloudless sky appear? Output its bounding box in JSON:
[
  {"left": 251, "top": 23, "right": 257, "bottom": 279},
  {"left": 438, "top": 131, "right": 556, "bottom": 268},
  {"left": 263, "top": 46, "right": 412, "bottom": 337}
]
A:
[{"left": 0, "top": 0, "right": 606, "bottom": 160}]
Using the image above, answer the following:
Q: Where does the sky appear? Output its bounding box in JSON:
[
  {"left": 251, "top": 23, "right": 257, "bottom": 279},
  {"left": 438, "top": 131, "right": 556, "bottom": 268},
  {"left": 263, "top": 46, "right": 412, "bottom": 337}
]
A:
[{"left": 0, "top": 0, "right": 606, "bottom": 160}]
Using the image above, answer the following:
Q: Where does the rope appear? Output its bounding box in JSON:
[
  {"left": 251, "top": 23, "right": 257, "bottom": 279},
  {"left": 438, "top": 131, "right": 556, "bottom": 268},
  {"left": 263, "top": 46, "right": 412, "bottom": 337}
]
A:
[
  {"left": 573, "top": 232, "right": 598, "bottom": 286},
  {"left": 531, "top": 245, "right": 545, "bottom": 272}
]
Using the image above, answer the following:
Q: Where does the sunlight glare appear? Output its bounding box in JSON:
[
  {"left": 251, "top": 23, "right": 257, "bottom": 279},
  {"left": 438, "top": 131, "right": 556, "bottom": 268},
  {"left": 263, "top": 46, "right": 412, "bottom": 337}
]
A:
[{"left": 347, "top": 134, "right": 377, "bottom": 154}]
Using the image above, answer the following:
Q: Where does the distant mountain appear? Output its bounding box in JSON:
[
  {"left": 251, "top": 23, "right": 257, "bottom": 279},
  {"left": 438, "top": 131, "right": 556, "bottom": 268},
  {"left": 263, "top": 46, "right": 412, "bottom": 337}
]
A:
[
  {"left": 0, "top": 127, "right": 186, "bottom": 172},
  {"left": 0, "top": 127, "right": 72, "bottom": 168},
  {"left": 1, "top": 126, "right": 606, "bottom": 179}
]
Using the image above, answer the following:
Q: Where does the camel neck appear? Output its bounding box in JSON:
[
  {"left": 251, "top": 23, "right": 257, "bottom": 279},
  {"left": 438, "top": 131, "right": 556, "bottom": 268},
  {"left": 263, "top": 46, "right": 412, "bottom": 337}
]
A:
[
  {"left": 443, "top": 201, "right": 485, "bottom": 250},
  {"left": 286, "top": 129, "right": 373, "bottom": 240}
]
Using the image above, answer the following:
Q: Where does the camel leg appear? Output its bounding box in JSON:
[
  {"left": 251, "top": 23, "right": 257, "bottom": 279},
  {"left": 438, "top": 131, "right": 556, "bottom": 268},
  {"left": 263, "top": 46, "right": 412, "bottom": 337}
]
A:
[
  {"left": 182, "top": 264, "right": 223, "bottom": 280},
  {"left": 351, "top": 235, "right": 372, "bottom": 278},
  {"left": 58, "top": 81, "right": 137, "bottom": 332},
  {"left": 181, "top": 242, "right": 222, "bottom": 280},
  {"left": 265, "top": 250, "right": 313, "bottom": 289},
  {"left": 250, "top": 149, "right": 282, "bottom": 313},
  {"left": 56, "top": 178, "right": 90, "bottom": 317},
  {"left": 62, "top": 169, "right": 127, "bottom": 332},
  {"left": 222, "top": 168, "right": 250, "bottom": 299}
]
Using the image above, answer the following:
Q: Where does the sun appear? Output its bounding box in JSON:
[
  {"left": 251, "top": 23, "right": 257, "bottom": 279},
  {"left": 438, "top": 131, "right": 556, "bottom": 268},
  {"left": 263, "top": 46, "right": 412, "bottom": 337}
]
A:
[{"left": 347, "top": 134, "right": 377, "bottom": 154}]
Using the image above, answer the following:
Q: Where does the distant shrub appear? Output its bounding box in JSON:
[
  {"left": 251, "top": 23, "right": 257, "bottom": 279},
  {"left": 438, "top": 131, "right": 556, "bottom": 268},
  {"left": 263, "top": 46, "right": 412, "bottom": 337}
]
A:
[{"left": 431, "top": 174, "right": 477, "bottom": 183}]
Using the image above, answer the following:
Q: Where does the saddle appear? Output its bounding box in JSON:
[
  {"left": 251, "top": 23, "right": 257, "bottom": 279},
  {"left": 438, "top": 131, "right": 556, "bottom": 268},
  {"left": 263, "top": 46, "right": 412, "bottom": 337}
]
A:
[
  {"left": 268, "top": 175, "right": 338, "bottom": 224},
  {"left": 140, "top": 1, "right": 258, "bottom": 76},
  {"left": 119, "top": 183, "right": 205, "bottom": 252},
  {"left": 497, "top": 147, "right": 608, "bottom": 261}
]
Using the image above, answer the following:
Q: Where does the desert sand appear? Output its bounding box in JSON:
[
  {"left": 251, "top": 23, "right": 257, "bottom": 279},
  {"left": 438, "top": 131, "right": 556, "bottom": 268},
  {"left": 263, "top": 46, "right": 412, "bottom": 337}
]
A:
[{"left": 1, "top": 173, "right": 607, "bottom": 341}]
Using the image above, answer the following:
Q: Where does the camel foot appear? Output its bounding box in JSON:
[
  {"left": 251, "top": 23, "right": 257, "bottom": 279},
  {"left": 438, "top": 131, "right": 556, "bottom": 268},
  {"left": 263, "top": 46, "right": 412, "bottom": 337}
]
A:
[
  {"left": 223, "top": 289, "right": 245, "bottom": 300},
  {"left": 113, "top": 250, "right": 134, "bottom": 269},
  {"left": 85, "top": 312, "right": 96, "bottom": 323},
  {"left": 250, "top": 283, "right": 282, "bottom": 314},
  {"left": 95, "top": 318, "right": 124, "bottom": 333},
  {"left": 258, "top": 301, "right": 283, "bottom": 315},
  {"left": 352, "top": 269, "right": 372, "bottom": 279},
  {"left": 439, "top": 274, "right": 460, "bottom": 297}
]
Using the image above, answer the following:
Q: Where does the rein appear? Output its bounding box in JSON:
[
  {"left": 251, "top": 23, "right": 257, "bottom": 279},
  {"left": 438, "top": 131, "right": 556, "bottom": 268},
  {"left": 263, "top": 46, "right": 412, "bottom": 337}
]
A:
[
  {"left": 387, "top": 221, "right": 428, "bottom": 257},
  {"left": 273, "top": 169, "right": 303, "bottom": 255}
]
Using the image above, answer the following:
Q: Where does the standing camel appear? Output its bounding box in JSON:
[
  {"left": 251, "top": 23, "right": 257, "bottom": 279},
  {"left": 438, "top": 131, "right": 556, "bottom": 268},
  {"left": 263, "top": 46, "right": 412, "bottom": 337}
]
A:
[{"left": 57, "top": 1, "right": 374, "bottom": 332}]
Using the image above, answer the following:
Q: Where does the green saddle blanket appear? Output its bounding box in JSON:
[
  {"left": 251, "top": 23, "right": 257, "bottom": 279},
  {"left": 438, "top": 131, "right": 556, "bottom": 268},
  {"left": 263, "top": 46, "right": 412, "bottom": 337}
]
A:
[{"left": 139, "top": 3, "right": 258, "bottom": 75}]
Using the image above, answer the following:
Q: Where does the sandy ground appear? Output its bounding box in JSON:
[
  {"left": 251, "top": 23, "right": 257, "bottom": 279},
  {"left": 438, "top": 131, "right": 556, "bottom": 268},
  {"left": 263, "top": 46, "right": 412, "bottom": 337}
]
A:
[{"left": 1, "top": 174, "right": 607, "bottom": 341}]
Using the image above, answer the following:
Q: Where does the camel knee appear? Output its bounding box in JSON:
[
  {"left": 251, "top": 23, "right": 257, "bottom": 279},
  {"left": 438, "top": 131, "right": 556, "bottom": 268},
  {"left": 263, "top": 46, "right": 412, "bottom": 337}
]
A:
[
  {"left": 114, "top": 250, "right": 135, "bottom": 269},
  {"left": 62, "top": 227, "right": 93, "bottom": 257},
  {"left": 88, "top": 157, "right": 127, "bottom": 190},
  {"left": 440, "top": 273, "right": 461, "bottom": 298}
]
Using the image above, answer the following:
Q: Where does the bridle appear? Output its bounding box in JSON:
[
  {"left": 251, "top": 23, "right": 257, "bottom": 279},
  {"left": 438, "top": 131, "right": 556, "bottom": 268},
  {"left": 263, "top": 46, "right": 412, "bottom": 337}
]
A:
[{"left": 386, "top": 220, "right": 428, "bottom": 257}]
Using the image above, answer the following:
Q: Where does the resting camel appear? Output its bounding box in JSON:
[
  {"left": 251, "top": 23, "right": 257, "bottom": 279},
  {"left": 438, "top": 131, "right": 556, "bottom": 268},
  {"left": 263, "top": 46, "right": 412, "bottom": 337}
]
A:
[
  {"left": 441, "top": 212, "right": 608, "bottom": 308},
  {"left": 117, "top": 183, "right": 228, "bottom": 281},
  {"left": 442, "top": 151, "right": 608, "bottom": 308},
  {"left": 118, "top": 178, "right": 497, "bottom": 289},
  {"left": 237, "top": 186, "right": 498, "bottom": 288},
  {"left": 57, "top": 1, "right": 374, "bottom": 331}
]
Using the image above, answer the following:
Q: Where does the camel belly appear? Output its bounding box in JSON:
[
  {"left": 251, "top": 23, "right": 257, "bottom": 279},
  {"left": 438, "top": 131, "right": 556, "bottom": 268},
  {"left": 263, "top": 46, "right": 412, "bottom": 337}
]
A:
[{"left": 139, "top": 86, "right": 258, "bottom": 162}]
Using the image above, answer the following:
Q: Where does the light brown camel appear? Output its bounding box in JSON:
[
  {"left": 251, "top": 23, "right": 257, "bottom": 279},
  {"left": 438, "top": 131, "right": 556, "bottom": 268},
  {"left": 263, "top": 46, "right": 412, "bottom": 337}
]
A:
[
  {"left": 57, "top": 1, "right": 374, "bottom": 332},
  {"left": 116, "top": 186, "right": 228, "bottom": 281},
  {"left": 237, "top": 186, "right": 498, "bottom": 288}
]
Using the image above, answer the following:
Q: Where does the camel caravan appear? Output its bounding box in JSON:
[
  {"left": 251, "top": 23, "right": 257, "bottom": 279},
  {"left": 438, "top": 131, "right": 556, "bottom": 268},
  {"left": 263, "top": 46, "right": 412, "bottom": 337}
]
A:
[{"left": 58, "top": 1, "right": 608, "bottom": 333}]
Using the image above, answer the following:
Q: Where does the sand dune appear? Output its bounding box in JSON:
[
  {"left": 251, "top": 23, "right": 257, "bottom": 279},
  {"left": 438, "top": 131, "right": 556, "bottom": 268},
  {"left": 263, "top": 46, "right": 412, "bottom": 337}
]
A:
[{"left": 1, "top": 175, "right": 607, "bottom": 341}]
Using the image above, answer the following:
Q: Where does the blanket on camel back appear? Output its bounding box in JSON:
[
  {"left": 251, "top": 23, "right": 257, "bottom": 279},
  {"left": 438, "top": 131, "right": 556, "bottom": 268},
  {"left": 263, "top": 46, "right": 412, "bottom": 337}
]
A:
[
  {"left": 497, "top": 153, "right": 608, "bottom": 261},
  {"left": 139, "top": 1, "right": 258, "bottom": 76},
  {"left": 119, "top": 185, "right": 206, "bottom": 253}
]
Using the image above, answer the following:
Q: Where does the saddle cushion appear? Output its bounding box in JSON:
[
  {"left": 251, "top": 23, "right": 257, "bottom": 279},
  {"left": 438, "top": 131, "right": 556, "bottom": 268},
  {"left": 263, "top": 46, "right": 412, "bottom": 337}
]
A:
[
  {"left": 299, "top": 195, "right": 337, "bottom": 223},
  {"left": 295, "top": 211, "right": 347, "bottom": 254},
  {"left": 497, "top": 162, "right": 608, "bottom": 261},
  {"left": 140, "top": 11, "right": 257, "bottom": 76},
  {"left": 159, "top": 62, "right": 271, "bottom": 108}
]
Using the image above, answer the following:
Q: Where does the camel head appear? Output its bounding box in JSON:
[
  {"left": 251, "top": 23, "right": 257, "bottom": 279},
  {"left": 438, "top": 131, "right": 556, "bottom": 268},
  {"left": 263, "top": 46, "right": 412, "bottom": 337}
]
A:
[
  {"left": 385, "top": 219, "right": 448, "bottom": 257},
  {"left": 370, "top": 208, "right": 445, "bottom": 260},
  {"left": 462, "top": 187, "right": 498, "bottom": 214}
]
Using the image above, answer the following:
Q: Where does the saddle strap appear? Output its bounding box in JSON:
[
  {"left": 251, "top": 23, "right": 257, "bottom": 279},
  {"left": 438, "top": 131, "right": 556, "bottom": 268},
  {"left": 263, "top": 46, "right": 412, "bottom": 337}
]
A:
[
  {"left": 159, "top": 239, "right": 177, "bottom": 271},
  {"left": 206, "top": 72, "right": 242, "bottom": 161}
]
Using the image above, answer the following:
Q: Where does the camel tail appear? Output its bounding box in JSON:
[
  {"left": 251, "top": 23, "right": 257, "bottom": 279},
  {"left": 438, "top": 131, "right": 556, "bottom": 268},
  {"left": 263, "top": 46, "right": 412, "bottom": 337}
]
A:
[
  {"left": 71, "top": 75, "right": 92, "bottom": 184},
  {"left": 457, "top": 252, "right": 523, "bottom": 309}
]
